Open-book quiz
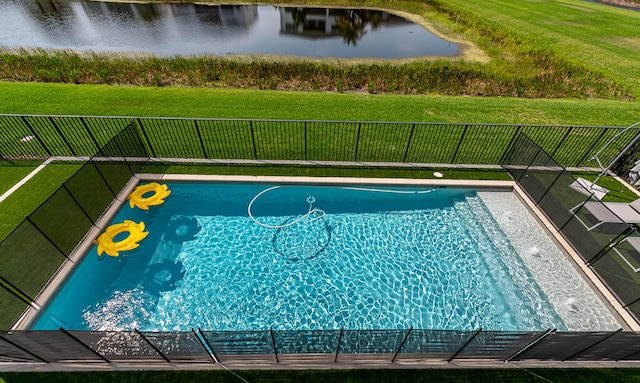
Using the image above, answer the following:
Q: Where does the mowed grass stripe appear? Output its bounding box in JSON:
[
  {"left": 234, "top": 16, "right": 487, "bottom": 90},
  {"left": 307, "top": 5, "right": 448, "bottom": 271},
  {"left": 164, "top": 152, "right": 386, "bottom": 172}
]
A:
[{"left": 442, "top": 0, "right": 640, "bottom": 94}]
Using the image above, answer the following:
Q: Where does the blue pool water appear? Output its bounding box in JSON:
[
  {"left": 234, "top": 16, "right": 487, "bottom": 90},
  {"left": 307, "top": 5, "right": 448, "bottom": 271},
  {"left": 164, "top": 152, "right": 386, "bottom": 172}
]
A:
[{"left": 31, "top": 182, "right": 567, "bottom": 331}]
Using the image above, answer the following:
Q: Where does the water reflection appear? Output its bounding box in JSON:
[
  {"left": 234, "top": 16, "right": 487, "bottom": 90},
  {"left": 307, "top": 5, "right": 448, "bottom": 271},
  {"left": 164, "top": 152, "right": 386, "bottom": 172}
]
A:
[
  {"left": 0, "top": 0, "right": 459, "bottom": 58},
  {"left": 282, "top": 8, "right": 386, "bottom": 46}
]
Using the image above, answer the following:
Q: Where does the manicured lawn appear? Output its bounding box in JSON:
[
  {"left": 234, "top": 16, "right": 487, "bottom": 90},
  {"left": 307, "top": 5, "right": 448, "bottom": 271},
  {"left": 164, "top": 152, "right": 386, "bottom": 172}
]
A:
[
  {"left": 0, "top": 163, "right": 82, "bottom": 241},
  {"left": 1, "top": 82, "right": 639, "bottom": 126},
  {"left": 442, "top": 0, "right": 640, "bottom": 95},
  {"left": 0, "top": 166, "right": 36, "bottom": 195}
]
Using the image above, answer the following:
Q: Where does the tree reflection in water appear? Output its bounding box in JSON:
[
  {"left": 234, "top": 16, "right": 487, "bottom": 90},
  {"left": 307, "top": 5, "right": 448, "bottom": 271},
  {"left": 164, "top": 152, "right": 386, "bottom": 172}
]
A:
[
  {"left": 287, "top": 8, "right": 387, "bottom": 46},
  {"left": 336, "top": 10, "right": 383, "bottom": 46}
]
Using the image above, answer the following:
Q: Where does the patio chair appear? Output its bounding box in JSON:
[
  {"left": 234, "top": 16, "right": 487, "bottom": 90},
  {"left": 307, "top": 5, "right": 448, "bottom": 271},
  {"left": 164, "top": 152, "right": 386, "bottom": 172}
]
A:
[
  {"left": 569, "top": 177, "right": 609, "bottom": 200},
  {"left": 611, "top": 236, "right": 640, "bottom": 273},
  {"left": 570, "top": 199, "right": 640, "bottom": 231}
]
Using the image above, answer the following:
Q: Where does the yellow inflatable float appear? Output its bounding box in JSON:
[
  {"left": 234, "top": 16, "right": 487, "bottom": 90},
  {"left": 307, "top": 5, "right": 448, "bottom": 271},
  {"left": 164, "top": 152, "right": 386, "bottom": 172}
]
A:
[
  {"left": 128, "top": 182, "right": 171, "bottom": 210},
  {"left": 96, "top": 220, "right": 149, "bottom": 257}
]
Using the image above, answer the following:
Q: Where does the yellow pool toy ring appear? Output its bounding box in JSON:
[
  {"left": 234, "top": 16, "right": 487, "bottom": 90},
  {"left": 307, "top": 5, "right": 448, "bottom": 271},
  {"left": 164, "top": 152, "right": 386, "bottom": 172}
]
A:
[
  {"left": 128, "top": 182, "right": 171, "bottom": 210},
  {"left": 96, "top": 220, "right": 149, "bottom": 257}
]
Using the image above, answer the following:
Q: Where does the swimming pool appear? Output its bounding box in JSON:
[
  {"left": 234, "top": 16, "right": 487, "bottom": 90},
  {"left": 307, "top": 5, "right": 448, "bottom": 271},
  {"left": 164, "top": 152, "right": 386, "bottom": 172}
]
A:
[{"left": 29, "top": 179, "right": 622, "bottom": 332}]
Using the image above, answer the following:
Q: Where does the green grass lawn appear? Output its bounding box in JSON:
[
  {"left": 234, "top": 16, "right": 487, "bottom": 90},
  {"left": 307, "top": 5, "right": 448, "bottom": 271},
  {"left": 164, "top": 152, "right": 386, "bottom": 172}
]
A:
[
  {"left": 0, "top": 163, "right": 82, "bottom": 241},
  {"left": 0, "top": 166, "right": 36, "bottom": 195},
  {"left": 441, "top": 0, "right": 640, "bottom": 96},
  {"left": 2, "top": 82, "right": 640, "bottom": 126}
]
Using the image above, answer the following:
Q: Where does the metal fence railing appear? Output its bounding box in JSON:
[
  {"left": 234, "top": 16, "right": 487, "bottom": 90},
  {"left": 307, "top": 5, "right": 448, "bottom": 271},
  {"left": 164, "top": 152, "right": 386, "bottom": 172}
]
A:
[
  {"left": 1, "top": 115, "right": 638, "bottom": 173},
  {"left": 502, "top": 133, "right": 640, "bottom": 323},
  {"left": 2, "top": 328, "right": 640, "bottom": 364},
  {"left": 0, "top": 122, "right": 148, "bottom": 330},
  {"left": 3, "top": 116, "right": 640, "bottom": 365}
]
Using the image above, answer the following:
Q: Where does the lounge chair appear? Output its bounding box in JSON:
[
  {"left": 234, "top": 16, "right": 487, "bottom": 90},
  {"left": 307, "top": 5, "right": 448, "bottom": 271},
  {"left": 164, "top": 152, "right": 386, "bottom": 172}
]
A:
[
  {"left": 570, "top": 199, "right": 640, "bottom": 231},
  {"left": 569, "top": 177, "right": 609, "bottom": 200},
  {"left": 611, "top": 237, "right": 640, "bottom": 273}
]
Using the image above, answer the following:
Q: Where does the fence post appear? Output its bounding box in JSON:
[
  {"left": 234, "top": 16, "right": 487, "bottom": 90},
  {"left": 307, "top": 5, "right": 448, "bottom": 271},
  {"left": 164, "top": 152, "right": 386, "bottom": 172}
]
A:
[
  {"left": 88, "top": 161, "right": 118, "bottom": 199},
  {"left": 354, "top": 123, "right": 362, "bottom": 162},
  {"left": 587, "top": 225, "right": 635, "bottom": 266},
  {"left": 134, "top": 329, "right": 171, "bottom": 363},
  {"left": 0, "top": 333, "right": 49, "bottom": 363},
  {"left": 110, "top": 122, "right": 142, "bottom": 176},
  {"left": 270, "top": 328, "right": 279, "bottom": 363},
  {"left": 447, "top": 328, "right": 482, "bottom": 362},
  {"left": 623, "top": 294, "right": 640, "bottom": 309},
  {"left": 61, "top": 183, "right": 96, "bottom": 227},
  {"left": 79, "top": 117, "right": 102, "bottom": 153},
  {"left": 391, "top": 327, "right": 413, "bottom": 363},
  {"left": 563, "top": 329, "right": 623, "bottom": 361},
  {"left": 59, "top": 328, "right": 110, "bottom": 363},
  {"left": 191, "top": 328, "right": 216, "bottom": 363},
  {"left": 304, "top": 121, "right": 308, "bottom": 161},
  {"left": 334, "top": 328, "right": 343, "bottom": 363},
  {"left": 530, "top": 167, "right": 566, "bottom": 206},
  {"left": 548, "top": 126, "right": 573, "bottom": 159},
  {"left": 499, "top": 125, "right": 522, "bottom": 165},
  {"left": 0, "top": 275, "right": 36, "bottom": 306},
  {"left": 194, "top": 120, "right": 209, "bottom": 159},
  {"left": 574, "top": 128, "right": 607, "bottom": 167},
  {"left": 136, "top": 118, "right": 157, "bottom": 158},
  {"left": 250, "top": 121, "right": 258, "bottom": 160},
  {"left": 25, "top": 216, "right": 71, "bottom": 261},
  {"left": 403, "top": 124, "right": 416, "bottom": 163},
  {"left": 48, "top": 117, "right": 77, "bottom": 157},
  {"left": 197, "top": 328, "right": 220, "bottom": 362},
  {"left": 449, "top": 124, "right": 469, "bottom": 164},
  {"left": 514, "top": 141, "right": 545, "bottom": 183},
  {"left": 504, "top": 328, "right": 555, "bottom": 362},
  {"left": 616, "top": 338, "right": 640, "bottom": 361}
]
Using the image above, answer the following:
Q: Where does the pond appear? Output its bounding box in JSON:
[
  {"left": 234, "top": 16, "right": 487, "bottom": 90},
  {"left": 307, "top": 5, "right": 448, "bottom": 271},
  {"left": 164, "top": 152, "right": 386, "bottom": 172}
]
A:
[{"left": 0, "top": 1, "right": 460, "bottom": 59}]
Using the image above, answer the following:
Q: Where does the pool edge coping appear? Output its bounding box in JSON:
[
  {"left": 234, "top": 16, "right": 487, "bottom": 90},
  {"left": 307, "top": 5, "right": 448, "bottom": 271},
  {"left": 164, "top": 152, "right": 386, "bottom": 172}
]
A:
[{"left": 138, "top": 173, "right": 515, "bottom": 188}]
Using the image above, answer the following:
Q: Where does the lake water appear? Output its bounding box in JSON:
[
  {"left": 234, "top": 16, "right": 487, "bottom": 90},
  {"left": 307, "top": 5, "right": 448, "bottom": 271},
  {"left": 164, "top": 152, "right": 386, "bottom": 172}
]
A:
[{"left": 0, "top": 1, "right": 459, "bottom": 58}]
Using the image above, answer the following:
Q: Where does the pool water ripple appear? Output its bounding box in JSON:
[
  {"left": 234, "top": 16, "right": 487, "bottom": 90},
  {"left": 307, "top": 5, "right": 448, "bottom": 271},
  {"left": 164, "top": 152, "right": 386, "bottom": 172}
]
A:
[
  {"left": 32, "top": 184, "right": 622, "bottom": 332},
  {"left": 148, "top": 197, "right": 562, "bottom": 331}
]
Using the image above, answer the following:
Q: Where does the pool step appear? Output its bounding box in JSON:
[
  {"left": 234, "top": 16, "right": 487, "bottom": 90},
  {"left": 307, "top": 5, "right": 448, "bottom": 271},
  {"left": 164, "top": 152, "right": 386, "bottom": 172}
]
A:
[{"left": 453, "top": 196, "right": 552, "bottom": 328}]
